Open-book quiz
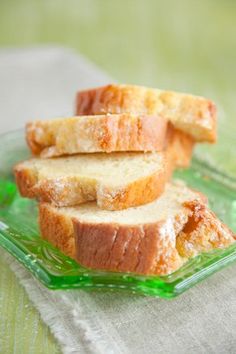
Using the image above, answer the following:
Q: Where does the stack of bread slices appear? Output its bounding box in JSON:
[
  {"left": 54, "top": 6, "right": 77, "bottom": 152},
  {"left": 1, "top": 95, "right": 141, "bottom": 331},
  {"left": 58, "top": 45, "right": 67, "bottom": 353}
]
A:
[{"left": 14, "top": 84, "right": 235, "bottom": 276}]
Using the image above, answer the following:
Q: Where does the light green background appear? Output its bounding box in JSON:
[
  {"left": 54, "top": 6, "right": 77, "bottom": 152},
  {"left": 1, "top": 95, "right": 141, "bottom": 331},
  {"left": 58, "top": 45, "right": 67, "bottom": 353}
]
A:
[{"left": 0, "top": 1, "right": 235, "bottom": 353}]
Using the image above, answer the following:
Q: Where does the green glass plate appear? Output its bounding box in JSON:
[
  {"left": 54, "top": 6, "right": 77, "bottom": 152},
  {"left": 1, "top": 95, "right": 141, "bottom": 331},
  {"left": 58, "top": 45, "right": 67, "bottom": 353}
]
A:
[{"left": 0, "top": 130, "right": 236, "bottom": 298}]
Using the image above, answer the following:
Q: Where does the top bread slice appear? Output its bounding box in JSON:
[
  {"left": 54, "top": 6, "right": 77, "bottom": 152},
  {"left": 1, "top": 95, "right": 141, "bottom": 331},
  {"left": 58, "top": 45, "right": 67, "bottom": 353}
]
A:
[
  {"left": 39, "top": 181, "right": 235, "bottom": 276},
  {"left": 26, "top": 113, "right": 168, "bottom": 157},
  {"left": 14, "top": 152, "right": 167, "bottom": 210},
  {"left": 75, "top": 84, "right": 217, "bottom": 143}
]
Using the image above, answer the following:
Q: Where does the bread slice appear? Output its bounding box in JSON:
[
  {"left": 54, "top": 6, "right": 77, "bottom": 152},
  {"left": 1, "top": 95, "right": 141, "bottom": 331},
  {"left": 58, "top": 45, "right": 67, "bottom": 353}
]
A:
[
  {"left": 39, "top": 181, "right": 235, "bottom": 276},
  {"left": 26, "top": 113, "right": 193, "bottom": 167},
  {"left": 26, "top": 113, "right": 168, "bottom": 157},
  {"left": 14, "top": 152, "right": 167, "bottom": 210},
  {"left": 164, "top": 125, "right": 194, "bottom": 170},
  {"left": 75, "top": 84, "right": 217, "bottom": 143}
]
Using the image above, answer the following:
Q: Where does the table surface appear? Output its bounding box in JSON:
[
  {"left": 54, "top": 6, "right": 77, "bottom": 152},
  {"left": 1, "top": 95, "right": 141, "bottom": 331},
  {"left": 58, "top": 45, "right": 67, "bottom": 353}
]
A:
[{"left": 0, "top": 1, "right": 236, "bottom": 353}]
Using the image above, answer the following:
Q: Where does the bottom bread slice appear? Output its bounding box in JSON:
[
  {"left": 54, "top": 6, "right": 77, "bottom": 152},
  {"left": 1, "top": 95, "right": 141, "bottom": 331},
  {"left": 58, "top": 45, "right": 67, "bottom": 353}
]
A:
[{"left": 39, "top": 181, "right": 235, "bottom": 276}]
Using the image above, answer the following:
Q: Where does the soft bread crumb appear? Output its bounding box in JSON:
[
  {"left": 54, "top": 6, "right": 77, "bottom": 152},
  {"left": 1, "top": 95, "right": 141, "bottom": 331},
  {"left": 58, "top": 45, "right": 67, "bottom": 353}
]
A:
[{"left": 14, "top": 152, "right": 166, "bottom": 210}]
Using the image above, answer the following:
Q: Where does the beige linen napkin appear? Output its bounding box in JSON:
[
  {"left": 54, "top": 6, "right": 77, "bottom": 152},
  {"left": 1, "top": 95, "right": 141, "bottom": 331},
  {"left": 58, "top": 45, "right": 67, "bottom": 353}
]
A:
[{"left": 2, "top": 249, "right": 236, "bottom": 354}]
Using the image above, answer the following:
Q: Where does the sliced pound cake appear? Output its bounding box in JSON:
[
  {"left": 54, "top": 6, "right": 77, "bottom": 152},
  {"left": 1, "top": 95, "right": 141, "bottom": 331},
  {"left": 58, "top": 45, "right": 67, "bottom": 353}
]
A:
[
  {"left": 14, "top": 152, "right": 167, "bottom": 210},
  {"left": 39, "top": 181, "right": 235, "bottom": 276},
  {"left": 75, "top": 84, "right": 217, "bottom": 143},
  {"left": 26, "top": 113, "right": 168, "bottom": 157}
]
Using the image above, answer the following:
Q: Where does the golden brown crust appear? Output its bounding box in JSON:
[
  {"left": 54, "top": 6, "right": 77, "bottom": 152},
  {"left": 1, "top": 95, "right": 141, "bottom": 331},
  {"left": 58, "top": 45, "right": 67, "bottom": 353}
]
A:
[
  {"left": 75, "top": 84, "right": 217, "bottom": 143},
  {"left": 73, "top": 202, "right": 235, "bottom": 275},
  {"left": 73, "top": 221, "right": 184, "bottom": 276},
  {"left": 26, "top": 125, "right": 42, "bottom": 156},
  {"left": 176, "top": 200, "right": 236, "bottom": 258},
  {"left": 14, "top": 163, "right": 38, "bottom": 198},
  {"left": 97, "top": 169, "right": 166, "bottom": 210},
  {"left": 39, "top": 203, "right": 188, "bottom": 275},
  {"left": 26, "top": 113, "right": 168, "bottom": 157},
  {"left": 39, "top": 203, "right": 75, "bottom": 259},
  {"left": 14, "top": 155, "right": 167, "bottom": 210},
  {"left": 39, "top": 191, "right": 235, "bottom": 276},
  {"left": 165, "top": 124, "right": 195, "bottom": 173}
]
